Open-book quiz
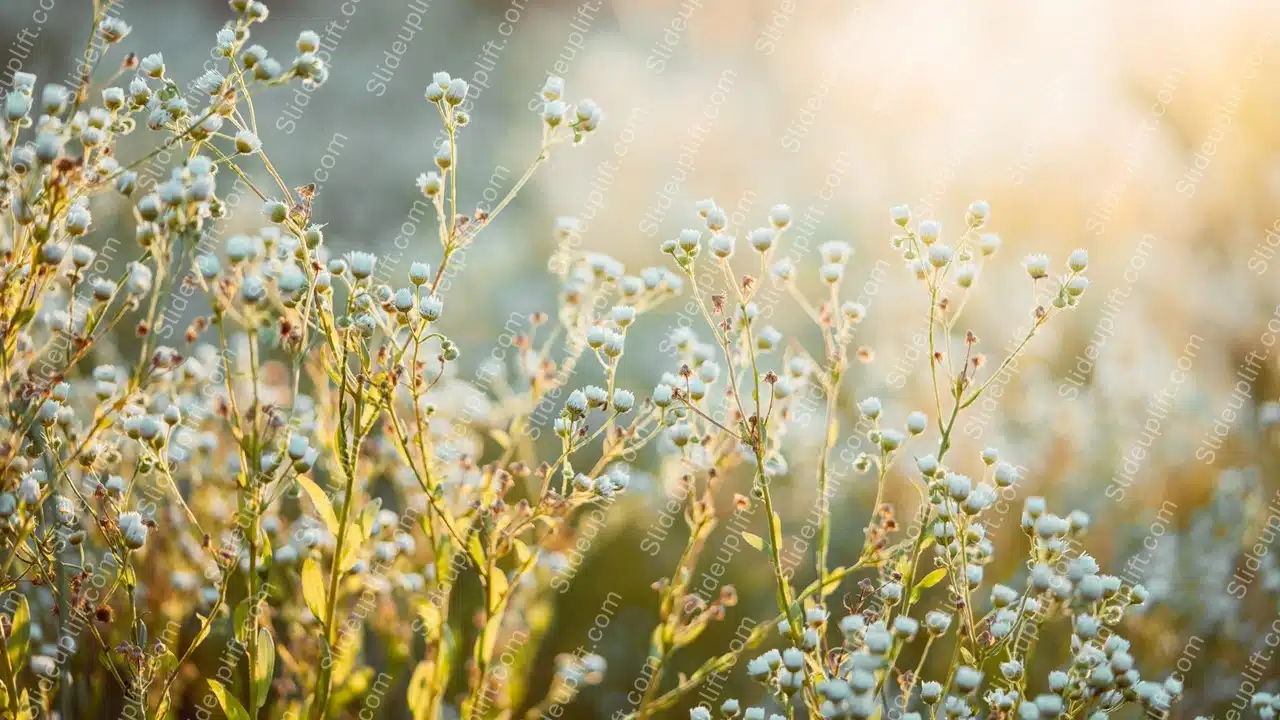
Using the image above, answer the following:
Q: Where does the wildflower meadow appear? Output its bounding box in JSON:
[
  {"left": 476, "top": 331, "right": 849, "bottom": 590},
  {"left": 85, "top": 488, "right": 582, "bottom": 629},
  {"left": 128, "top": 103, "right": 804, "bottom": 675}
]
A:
[{"left": 1, "top": 1, "right": 1279, "bottom": 719}]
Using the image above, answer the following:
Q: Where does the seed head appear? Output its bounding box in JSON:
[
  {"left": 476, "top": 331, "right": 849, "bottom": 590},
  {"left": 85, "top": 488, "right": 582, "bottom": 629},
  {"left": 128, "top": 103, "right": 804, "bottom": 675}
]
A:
[
  {"left": 857, "top": 396, "right": 881, "bottom": 419},
  {"left": 1068, "top": 248, "right": 1089, "bottom": 272},
  {"left": 445, "top": 78, "right": 469, "bottom": 105},
  {"left": 416, "top": 172, "right": 443, "bottom": 197},
  {"left": 118, "top": 512, "right": 149, "bottom": 549},
  {"left": 297, "top": 30, "right": 320, "bottom": 53},
  {"left": 234, "top": 130, "right": 261, "bottom": 154},
  {"left": 918, "top": 220, "right": 941, "bottom": 245},
  {"left": 542, "top": 100, "right": 566, "bottom": 127},
  {"left": 769, "top": 204, "right": 792, "bottom": 229},
  {"left": 1024, "top": 254, "right": 1050, "bottom": 280},
  {"left": 419, "top": 295, "right": 444, "bottom": 321},
  {"left": 966, "top": 200, "right": 989, "bottom": 227},
  {"left": 347, "top": 251, "right": 377, "bottom": 279},
  {"left": 612, "top": 390, "right": 635, "bottom": 413},
  {"left": 928, "top": 244, "right": 953, "bottom": 268},
  {"left": 748, "top": 227, "right": 775, "bottom": 252},
  {"left": 140, "top": 53, "right": 165, "bottom": 78},
  {"left": 541, "top": 75, "right": 564, "bottom": 101}
]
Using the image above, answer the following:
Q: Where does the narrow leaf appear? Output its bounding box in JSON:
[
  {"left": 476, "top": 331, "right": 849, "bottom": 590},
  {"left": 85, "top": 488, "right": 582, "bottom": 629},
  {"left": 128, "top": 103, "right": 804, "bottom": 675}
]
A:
[
  {"left": 512, "top": 538, "right": 531, "bottom": 566},
  {"left": 467, "top": 534, "right": 486, "bottom": 573},
  {"left": 15, "top": 690, "right": 30, "bottom": 720},
  {"left": 6, "top": 595, "right": 30, "bottom": 673},
  {"left": 741, "top": 531, "right": 765, "bottom": 552},
  {"left": 253, "top": 627, "right": 276, "bottom": 711},
  {"left": 296, "top": 475, "right": 339, "bottom": 535},
  {"left": 301, "top": 557, "right": 328, "bottom": 626},
  {"left": 914, "top": 568, "right": 947, "bottom": 591},
  {"left": 233, "top": 599, "right": 251, "bottom": 645},
  {"left": 769, "top": 511, "right": 785, "bottom": 551},
  {"left": 208, "top": 679, "right": 251, "bottom": 720},
  {"left": 407, "top": 660, "right": 433, "bottom": 720}
]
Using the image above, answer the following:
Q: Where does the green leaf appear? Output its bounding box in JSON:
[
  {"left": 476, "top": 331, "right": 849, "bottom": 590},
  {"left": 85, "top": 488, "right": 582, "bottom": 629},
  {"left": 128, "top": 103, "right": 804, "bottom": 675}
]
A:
[
  {"left": 6, "top": 595, "right": 30, "bottom": 673},
  {"left": 331, "top": 626, "right": 362, "bottom": 687},
  {"left": 512, "top": 538, "right": 531, "bottom": 566},
  {"left": 741, "top": 531, "right": 765, "bottom": 552},
  {"left": 208, "top": 679, "right": 250, "bottom": 720},
  {"left": 769, "top": 512, "right": 785, "bottom": 553},
  {"left": 296, "top": 475, "right": 339, "bottom": 535},
  {"left": 910, "top": 567, "right": 948, "bottom": 604},
  {"left": 467, "top": 534, "right": 486, "bottom": 572},
  {"left": 252, "top": 627, "right": 275, "bottom": 711},
  {"left": 260, "top": 532, "right": 273, "bottom": 571},
  {"left": 11, "top": 308, "right": 34, "bottom": 331},
  {"left": 488, "top": 569, "right": 509, "bottom": 610},
  {"left": 154, "top": 650, "right": 179, "bottom": 679},
  {"left": 15, "top": 689, "right": 30, "bottom": 720},
  {"left": 233, "top": 598, "right": 251, "bottom": 645},
  {"left": 960, "top": 646, "right": 977, "bottom": 666},
  {"left": 301, "top": 557, "right": 328, "bottom": 627},
  {"left": 490, "top": 428, "right": 512, "bottom": 449},
  {"left": 189, "top": 612, "right": 215, "bottom": 657},
  {"left": 407, "top": 660, "right": 433, "bottom": 720},
  {"left": 359, "top": 499, "right": 382, "bottom": 541},
  {"left": 338, "top": 523, "right": 367, "bottom": 574},
  {"left": 914, "top": 568, "right": 947, "bottom": 591}
]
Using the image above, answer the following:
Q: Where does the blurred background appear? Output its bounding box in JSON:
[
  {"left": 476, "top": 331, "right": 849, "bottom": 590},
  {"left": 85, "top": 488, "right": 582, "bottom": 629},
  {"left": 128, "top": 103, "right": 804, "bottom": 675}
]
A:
[{"left": 6, "top": 0, "right": 1280, "bottom": 716}]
